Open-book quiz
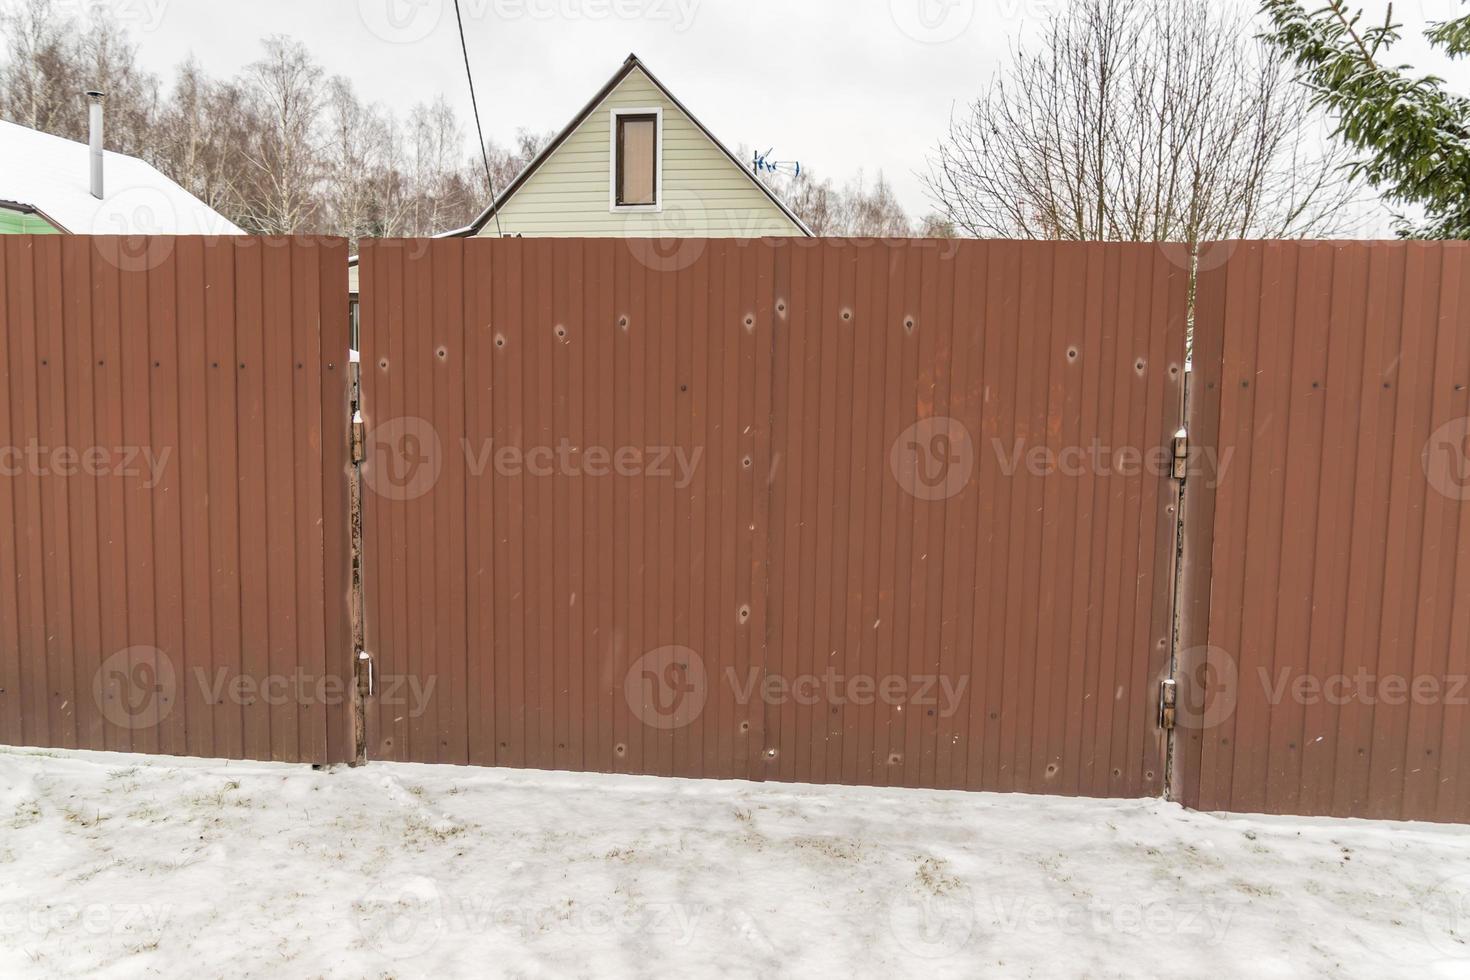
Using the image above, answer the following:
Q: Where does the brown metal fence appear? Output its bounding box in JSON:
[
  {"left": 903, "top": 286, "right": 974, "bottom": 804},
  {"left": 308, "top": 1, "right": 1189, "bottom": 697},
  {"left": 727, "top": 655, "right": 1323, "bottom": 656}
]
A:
[
  {"left": 0, "top": 235, "right": 354, "bottom": 765},
  {"left": 5, "top": 233, "right": 1467, "bottom": 824},
  {"left": 1179, "top": 240, "right": 1470, "bottom": 823},
  {"left": 356, "top": 238, "right": 1189, "bottom": 794}
]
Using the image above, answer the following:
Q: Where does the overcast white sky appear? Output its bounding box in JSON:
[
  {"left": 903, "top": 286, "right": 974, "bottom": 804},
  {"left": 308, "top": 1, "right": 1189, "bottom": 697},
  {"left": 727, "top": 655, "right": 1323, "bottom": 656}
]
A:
[{"left": 59, "top": 0, "right": 1470, "bottom": 222}]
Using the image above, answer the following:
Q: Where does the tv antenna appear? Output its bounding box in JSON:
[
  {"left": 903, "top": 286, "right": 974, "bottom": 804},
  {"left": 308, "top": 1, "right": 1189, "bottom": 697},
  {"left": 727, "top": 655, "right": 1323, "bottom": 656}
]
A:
[{"left": 752, "top": 147, "right": 802, "bottom": 179}]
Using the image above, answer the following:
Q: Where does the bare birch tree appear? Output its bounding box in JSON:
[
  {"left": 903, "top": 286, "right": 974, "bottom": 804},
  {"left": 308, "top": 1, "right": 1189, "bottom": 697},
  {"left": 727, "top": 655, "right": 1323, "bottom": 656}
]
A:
[
  {"left": 403, "top": 96, "right": 478, "bottom": 236},
  {"left": 0, "top": 0, "right": 86, "bottom": 135},
  {"left": 236, "top": 36, "right": 323, "bottom": 233},
  {"left": 155, "top": 61, "right": 254, "bottom": 219},
  {"left": 925, "top": 0, "right": 1360, "bottom": 245},
  {"left": 320, "top": 76, "right": 404, "bottom": 239},
  {"left": 0, "top": 0, "right": 156, "bottom": 153}
]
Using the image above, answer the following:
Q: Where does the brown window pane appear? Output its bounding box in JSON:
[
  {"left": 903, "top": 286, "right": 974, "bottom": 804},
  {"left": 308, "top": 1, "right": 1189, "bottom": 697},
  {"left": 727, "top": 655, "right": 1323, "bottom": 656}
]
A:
[{"left": 617, "top": 115, "right": 656, "bottom": 206}]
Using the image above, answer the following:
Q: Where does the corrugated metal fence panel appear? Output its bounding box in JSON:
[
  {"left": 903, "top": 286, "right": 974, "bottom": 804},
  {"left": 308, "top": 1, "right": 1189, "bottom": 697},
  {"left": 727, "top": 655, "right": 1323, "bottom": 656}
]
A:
[
  {"left": 1182, "top": 240, "right": 1470, "bottom": 823},
  {"left": 359, "top": 238, "right": 1188, "bottom": 795},
  {"left": 359, "top": 238, "right": 772, "bottom": 775},
  {"left": 761, "top": 241, "right": 1188, "bottom": 793},
  {"left": 0, "top": 235, "right": 353, "bottom": 765}
]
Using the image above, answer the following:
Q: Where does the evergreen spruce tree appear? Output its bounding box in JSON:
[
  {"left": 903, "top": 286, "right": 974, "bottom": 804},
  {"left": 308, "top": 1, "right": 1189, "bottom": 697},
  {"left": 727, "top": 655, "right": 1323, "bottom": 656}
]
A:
[{"left": 1262, "top": 0, "right": 1470, "bottom": 237}]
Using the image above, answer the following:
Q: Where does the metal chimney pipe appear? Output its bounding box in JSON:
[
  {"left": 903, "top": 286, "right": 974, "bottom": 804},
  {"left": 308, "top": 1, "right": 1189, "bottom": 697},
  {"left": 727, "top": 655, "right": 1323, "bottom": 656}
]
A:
[{"left": 85, "top": 90, "right": 105, "bottom": 200}]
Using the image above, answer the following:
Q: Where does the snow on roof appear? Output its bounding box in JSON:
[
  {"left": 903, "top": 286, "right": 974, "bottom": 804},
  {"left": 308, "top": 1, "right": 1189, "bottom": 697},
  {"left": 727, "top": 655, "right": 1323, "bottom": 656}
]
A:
[{"left": 0, "top": 119, "right": 244, "bottom": 235}]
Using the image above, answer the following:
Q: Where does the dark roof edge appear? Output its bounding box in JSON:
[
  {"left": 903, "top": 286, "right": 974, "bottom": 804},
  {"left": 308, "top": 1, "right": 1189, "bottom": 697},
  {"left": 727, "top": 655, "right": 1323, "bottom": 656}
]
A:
[{"left": 0, "top": 199, "right": 70, "bottom": 232}]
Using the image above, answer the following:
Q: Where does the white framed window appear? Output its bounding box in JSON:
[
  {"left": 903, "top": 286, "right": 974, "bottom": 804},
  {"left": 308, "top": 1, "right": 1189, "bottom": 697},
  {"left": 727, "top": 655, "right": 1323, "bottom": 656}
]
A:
[{"left": 609, "top": 106, "right": 662, "bottom": 212}]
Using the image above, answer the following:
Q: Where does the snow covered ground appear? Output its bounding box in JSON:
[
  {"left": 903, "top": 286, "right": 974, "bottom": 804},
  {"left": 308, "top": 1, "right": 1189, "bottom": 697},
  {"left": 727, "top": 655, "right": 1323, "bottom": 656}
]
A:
[{"left": 0, "top": 747, "right": 1467, "bottom": 978}]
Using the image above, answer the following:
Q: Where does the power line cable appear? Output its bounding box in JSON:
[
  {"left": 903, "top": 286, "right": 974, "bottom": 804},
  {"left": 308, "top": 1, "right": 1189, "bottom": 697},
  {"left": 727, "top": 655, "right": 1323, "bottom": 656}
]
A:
[{"left": 453, "top": 0, "right": 503, "bottom": 237}]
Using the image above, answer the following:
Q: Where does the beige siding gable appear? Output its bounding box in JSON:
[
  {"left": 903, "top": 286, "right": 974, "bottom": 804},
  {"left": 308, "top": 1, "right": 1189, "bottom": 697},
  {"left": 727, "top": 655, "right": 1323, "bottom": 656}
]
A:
[{"left": 475, "top": 68, "right": 803, "bottom": 238}]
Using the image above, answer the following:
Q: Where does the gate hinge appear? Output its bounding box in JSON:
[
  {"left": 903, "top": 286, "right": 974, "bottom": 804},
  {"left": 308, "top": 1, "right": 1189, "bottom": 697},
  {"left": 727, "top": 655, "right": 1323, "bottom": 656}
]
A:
[
  {"left": 1158, "top": 678, "right": 1177, "bottom": 730},
  {"left": 351, "top": 411, "right": 365, "bottom": 464},
  {"left": 357, "top": 650, "right": 375, "bottom": 698},
  {"left": 1171, "top": 428, "right": 1188, "bottom": 480}
]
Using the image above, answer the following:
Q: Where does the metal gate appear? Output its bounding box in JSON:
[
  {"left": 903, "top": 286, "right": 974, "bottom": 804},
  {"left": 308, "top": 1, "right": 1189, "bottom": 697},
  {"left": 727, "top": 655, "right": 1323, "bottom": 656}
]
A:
[
  {"left": 356, "top": 237, "right": 1188, "bottom": 794},
  {"left": 1177, "top": 240, "right": 1470, "bottom": 822},
  {"left": 0, "top": 235, "right": 354, "bottom": 764}
]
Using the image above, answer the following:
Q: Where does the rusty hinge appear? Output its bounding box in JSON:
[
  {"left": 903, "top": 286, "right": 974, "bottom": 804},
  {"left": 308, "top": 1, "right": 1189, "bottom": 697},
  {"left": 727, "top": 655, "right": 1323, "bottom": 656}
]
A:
[
  {"left": 1171, "top": 428, "right": 1188, "bottom": 480},
  {"left": 1158, "top": 678, "right": 1177, "bottom": 730},
  {"left": 351, "top": 412, "right": 365, "bottom": 464}
]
